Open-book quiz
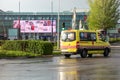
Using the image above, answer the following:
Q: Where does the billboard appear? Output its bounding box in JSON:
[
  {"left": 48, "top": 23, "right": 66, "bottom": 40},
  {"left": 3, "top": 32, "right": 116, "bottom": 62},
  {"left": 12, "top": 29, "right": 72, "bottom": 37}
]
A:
[{"left": 13, "top": 20, "right": 56, "bottom": 33}]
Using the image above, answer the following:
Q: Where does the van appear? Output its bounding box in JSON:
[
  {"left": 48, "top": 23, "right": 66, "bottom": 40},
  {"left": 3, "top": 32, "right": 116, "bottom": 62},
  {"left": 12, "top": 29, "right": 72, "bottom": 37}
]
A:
[{"left": 60, "top": 30, "right": 111, "bottom": 58}]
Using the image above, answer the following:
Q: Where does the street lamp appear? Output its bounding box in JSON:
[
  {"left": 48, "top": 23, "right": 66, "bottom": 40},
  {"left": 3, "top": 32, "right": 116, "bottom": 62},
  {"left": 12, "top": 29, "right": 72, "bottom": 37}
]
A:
[
  {"left": 51, "top": 0, "right": 53, "bottom": 42},
  {"left": 18, "top": 0, "right": 21, "bottom": 39},
  {"left": 57, "top": 0, "right": 60, "bottom": 49}
]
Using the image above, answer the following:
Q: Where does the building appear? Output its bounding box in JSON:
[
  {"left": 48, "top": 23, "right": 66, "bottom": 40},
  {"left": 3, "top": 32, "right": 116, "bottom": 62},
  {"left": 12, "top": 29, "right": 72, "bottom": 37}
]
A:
[
  {"left": 0, "top": 10, "right": 88, "bottom": 40},
  {"left": 0, "top": 9, "right": 119, "bottom": 40}
]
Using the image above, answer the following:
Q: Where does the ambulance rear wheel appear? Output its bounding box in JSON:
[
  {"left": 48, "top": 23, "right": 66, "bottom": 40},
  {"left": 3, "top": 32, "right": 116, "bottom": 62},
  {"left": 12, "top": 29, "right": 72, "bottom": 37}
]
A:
[
  {"left": 81, "top": 50, "right": 87, "bottom": 58},
  {"left": 103, "top": 48, "right": 109, "bottom": 57},
  {"left": 64, "top": 54, "right": 71, "bottom": 58},
  {"left": 88, "top": 54, "right": 93, "bottom": 58}
]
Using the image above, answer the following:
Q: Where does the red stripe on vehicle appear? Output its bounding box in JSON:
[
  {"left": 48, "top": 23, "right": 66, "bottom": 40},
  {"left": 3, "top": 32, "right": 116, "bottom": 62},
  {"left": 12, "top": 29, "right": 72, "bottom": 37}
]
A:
[{"left": 61, "top": 46, "right": 76, "bottom": 49}]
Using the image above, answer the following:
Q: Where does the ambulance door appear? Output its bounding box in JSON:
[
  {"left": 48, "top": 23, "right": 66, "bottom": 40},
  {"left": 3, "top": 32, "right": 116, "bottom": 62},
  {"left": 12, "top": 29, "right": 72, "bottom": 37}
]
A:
[
  {"left": 96, "top": 32, "right": 105, "bottom": 50},
  {"left": 79, "top": 32, "right": 95, "bottom": 49}
]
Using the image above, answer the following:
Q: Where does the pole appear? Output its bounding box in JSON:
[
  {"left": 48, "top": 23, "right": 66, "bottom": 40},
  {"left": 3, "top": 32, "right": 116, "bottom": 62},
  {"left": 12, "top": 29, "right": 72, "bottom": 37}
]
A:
[
  {"left": 2, "top": 13, "right": 6, "bottom": 39},
  {"left": 51, "top": 0, "right": 53, "bottom": 42},
  {"left": 18, "top": 0, "right": 21, "bottom": 39},
  {"left": 57, "top": 0, "right": 60, "bottom": 49}
]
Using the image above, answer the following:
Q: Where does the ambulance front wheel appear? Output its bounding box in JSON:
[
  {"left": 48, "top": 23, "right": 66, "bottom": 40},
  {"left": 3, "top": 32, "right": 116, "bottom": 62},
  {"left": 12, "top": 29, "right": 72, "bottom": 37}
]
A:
[
  {"left": 80, "top": 49, "right": 88, "bottom": 58},
  {"left": 64, "top": 54, "right": 71, "bottom": 58}
]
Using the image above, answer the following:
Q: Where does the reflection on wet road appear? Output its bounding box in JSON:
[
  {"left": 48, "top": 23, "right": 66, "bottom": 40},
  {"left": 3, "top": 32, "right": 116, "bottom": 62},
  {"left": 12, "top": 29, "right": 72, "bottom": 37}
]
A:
[{"left": 0, "top": 48, "right": 120, "bottom": 80}]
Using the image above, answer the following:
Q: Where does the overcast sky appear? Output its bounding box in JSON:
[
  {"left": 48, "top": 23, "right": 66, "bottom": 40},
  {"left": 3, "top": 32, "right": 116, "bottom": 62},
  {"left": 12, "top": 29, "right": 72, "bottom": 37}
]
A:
[{"left": 0, "top": 0, "right": 89, "bottom": 12}]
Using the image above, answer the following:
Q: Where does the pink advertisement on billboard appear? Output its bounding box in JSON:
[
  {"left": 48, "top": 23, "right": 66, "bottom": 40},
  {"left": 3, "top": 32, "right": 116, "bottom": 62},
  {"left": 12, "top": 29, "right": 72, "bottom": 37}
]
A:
[{"left": 13, "top": 20, "right": 56, "bottom": 33}]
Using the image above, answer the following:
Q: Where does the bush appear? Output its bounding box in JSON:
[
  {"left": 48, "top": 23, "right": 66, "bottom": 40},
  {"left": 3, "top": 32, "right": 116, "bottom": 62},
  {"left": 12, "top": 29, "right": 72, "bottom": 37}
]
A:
[{"left": 109, "top": 38, "right": 120, "bottom": 43}]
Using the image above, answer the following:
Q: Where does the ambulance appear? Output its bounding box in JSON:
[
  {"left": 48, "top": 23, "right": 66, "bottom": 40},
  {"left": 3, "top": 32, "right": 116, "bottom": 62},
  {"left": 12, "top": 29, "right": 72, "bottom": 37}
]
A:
[{"left": 60, "top": 30, "right": 111, "bottom": 58}]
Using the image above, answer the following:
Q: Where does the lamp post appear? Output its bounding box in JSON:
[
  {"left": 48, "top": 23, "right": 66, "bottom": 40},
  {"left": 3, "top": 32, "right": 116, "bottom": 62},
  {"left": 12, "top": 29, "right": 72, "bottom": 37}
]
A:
[
  {"left": 18, "top": 0, "right": 21, "bottom": 39},
  {"left": 51, "top": 0, "right": 53, "bottom": 42},
  {"left": 57, "top": 0, "right": 60, "bottom": 49}
]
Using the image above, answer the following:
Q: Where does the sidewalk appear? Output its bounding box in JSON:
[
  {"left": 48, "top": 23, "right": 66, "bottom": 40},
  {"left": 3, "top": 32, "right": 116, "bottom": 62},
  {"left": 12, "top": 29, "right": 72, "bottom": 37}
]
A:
[
  {"left": 111, "top": 46, "right": 120, "bottom": 48},
  {"left": 110, "top": 42, "right": 120, "bottom": 48}
]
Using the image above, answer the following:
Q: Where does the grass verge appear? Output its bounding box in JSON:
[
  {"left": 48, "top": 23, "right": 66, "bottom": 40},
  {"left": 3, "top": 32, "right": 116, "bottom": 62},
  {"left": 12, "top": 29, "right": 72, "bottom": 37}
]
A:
[{"left": 0, "top": 50, "right": 61, "bottom": 59}]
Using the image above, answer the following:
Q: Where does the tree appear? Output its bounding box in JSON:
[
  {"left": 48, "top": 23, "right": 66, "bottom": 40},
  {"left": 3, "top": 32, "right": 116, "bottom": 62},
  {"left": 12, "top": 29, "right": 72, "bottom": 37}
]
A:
[{"left": 87, "top": 0, "right": 120, "bottom": 34}]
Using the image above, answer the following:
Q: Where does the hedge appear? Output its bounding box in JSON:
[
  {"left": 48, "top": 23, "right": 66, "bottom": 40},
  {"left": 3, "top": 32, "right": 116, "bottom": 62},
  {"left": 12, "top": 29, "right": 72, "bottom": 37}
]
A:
[
  {"left": 0, "top": 40, "right": 6, "bottom": 46},
  {"left": 1, "top": 40, "right": 53, "bottom": 55}
]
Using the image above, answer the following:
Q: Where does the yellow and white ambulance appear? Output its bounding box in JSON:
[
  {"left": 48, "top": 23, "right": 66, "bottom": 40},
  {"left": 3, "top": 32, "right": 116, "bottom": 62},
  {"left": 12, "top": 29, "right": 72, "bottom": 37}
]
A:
[{"left": 60, "top": 30, "right": 111, "bottom": 58}]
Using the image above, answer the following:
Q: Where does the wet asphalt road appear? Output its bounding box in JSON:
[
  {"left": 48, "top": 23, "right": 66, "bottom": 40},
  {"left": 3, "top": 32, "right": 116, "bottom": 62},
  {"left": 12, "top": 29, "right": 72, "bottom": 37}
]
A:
[{"left": 0, "top": 44, "right": 120, "bottom": 80}]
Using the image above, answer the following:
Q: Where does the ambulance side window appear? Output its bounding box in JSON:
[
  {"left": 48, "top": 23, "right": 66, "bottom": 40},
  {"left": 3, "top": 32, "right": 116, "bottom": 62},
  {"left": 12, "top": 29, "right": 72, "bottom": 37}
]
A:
[
  {"left": 80, "top": 32, "right": 96, "bottom": 41},
  {"left": 80, "top": 32, "right": 88, "bottom": 41}
]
